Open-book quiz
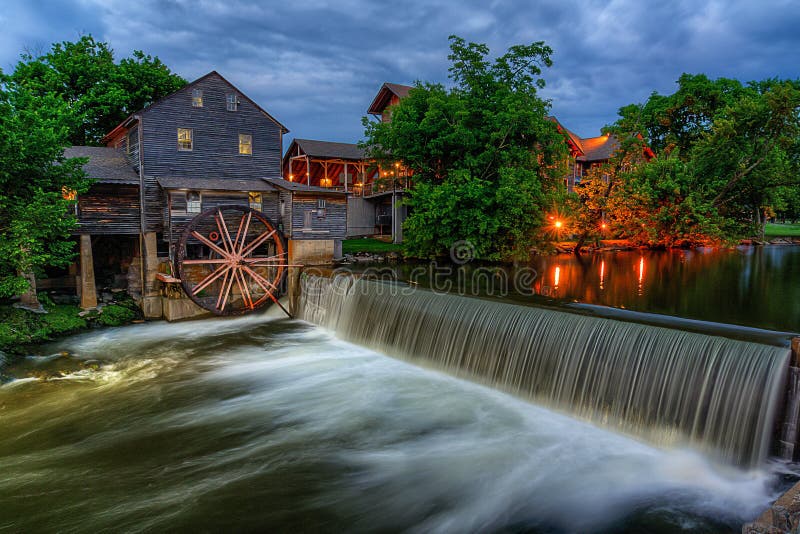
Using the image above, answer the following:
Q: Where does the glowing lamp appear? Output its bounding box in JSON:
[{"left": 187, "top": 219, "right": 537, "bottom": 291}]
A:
[
  {"left": 555, "top": 220, "right": 563, "bottom": 229},
  {"left": 288, "top": 174, "right": 294, "bottom": 182},
  {"left": 601, "top": 223, "right": 607, "bottom": 229}
]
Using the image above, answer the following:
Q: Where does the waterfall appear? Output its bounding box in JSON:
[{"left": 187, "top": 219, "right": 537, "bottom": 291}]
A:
[{"left": 298, "top": 274, "right": 791, "bottom": 467}]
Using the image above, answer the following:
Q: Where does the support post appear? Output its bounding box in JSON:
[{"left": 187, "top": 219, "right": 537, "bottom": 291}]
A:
[
  {"left": 79, "top": 234, "right": 97, "bottom": 309},
  {"left": 141, "top": 232, "right": 163, "bottom": 319},
  {"left": 344, "top": 162, "right": 348, "bottom": 193}
]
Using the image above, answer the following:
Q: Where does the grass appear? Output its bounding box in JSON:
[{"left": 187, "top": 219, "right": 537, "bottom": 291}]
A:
[
  {"left": 765, "top": 223, "right": 800, "bottom": 238},
  {"left": 342, "top": 238, "right": 403, "bottom": 255}
]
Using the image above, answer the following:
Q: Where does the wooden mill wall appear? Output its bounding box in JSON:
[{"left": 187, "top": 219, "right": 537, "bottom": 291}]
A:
[{"left": 76, "top": 184, "right": 140, "bottom": 235}]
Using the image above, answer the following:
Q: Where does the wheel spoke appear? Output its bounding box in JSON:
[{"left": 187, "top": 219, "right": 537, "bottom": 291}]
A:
[
  {"left": 237, "top": 212, "right": 252, "bottom": 255},
  {"left": 215, "top": 209, "right": 235, "bottom": 253},
  {"left": 236, "top": 268, "right": 255, "bottom": 309},
  {"left": 182, "top": 259, "right": 229, "bottom": 265},
  {"left": 192, "top": 231, "right": 230, "bottom": 258},
  {"left": 218, "top": 267, "right": 236, "bottom": 311},
  {"left": 192, "top": 264, "right": 231, "bottom": 296},
  {"left": 241, "top": 229, "right": 277, "bottom": 258}
]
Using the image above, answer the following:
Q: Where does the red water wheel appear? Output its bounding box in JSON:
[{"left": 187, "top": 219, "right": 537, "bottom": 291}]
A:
[{"left": 175, "top": 206, "right": 292, "bottom": 316}]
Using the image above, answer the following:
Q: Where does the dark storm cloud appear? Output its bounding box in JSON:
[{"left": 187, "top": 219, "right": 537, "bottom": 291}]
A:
[{"left": 2, "top": 0, "right": 799, "bottom": 144}]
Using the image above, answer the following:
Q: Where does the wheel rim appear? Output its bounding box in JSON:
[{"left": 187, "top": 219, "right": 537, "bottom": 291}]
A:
[{"left": 176, "top": 206, "right": 289, "bottom": 315}]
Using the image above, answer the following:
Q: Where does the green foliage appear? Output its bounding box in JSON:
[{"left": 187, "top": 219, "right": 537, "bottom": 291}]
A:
[
  {"left": 0, "top": 80, "right": 93, "bottom": 296},
  {"left": 96, "top": 304, "right": 137, "bottom": 326},
  {"left": 9, "top": 35, "right": 186, "bottom": 145},
  {"left": 0, "top": 304, "right": 87, "bottom": 353},
  {"left": 600, "top": 74, "right": 800, "bottom": 245},
  {"left": 363, "top": 36, "right": 567, "bottom": 260}
]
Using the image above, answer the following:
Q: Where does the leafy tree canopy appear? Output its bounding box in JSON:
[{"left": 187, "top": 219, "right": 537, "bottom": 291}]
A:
[
  {"left": 0, "top": 78, "right": 92, "bottom": 296},
  {"left": 571, "top": 74, "right": 800, "bottom": 245},
  {"left": 9, "top": 35, "right": 186, "bottom": 145},
  {"left": 363, "top": 36, "right": 567, "bottom": 260}
]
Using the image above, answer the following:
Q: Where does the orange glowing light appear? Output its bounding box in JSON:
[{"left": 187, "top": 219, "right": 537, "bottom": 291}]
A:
[
  {"left": 554, "top": 266, "right": 561, "bottom": 288},
  {"left": 601, "top": 222, "right": 607, "bottom": 229},
  {"left": 288, "top": 174, "right": 294, "bottom": 182},
  {"left": 61, "top": 186, "right": 77, "bottom": 201},
  {"left": 555, "top": 220, "right": 563, "bottom": 229},
  {"left": 638, "top": 257, "right": 644, "bottom": 284},
  {"left": 599, "top": 260, "right": 605, "bottom": 289}
]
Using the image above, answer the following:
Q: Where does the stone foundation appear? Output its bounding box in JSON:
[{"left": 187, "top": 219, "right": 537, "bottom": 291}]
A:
[{"left": 289, "top": 239, "right": 336, "bottom": 265}]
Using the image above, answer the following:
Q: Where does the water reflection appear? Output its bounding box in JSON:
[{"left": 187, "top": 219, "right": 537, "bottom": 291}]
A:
[{"left": 344, "top": 247, "right": 800, "bottom": 332}]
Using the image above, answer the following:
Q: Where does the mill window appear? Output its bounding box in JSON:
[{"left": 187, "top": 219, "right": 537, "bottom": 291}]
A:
[
  {"left": 192, "top": 89, "right": 203, "bottom": 107},
  {"left": 186, "top": 191, "right": 201, "bottom": 213},
  {"left": 226, "top": 93, "right": 239, "bottom": 111},
  {"left": 249, "top": 192, "right": 262, "bottom": 211},
  {"left": 177, "top": 128, "right": 193, "bottom": 151},
  {"left": 239, "top": 133, "right": 252, "bottom": 155}
]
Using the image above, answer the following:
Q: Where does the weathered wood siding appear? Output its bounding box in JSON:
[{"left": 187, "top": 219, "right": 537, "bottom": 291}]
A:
[
  {"left": 77, "top": 184, "right": 140, "bottom": 235},
  {"left": 166, "top": 190, "right": 280, "bottom": 244},
  {"left": 289, "top": 195, "right": 347, "bottom": 240},
  {"left": 138, "top": 73, "right": 284, "bottom": 232},
  {"left": 140, "top": 73, "right": 283, "bottom": 180}
]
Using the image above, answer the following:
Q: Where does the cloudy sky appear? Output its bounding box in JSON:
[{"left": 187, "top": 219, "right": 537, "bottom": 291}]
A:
[{"left": 2, "top": 0, "right": 799, "bottom": 146}]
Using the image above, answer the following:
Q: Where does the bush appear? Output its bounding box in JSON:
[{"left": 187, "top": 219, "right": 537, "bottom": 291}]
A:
[{"left": 96, "top": 304, "right": 136, "bottom": 326}]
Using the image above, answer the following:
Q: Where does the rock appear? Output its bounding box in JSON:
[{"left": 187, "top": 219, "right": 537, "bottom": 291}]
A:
[
  {"left": 27, "top": 369, "right": 65, "bottom": 381},
  {"left": 81, "top": 359, "right": 103, "bottom": 371}
]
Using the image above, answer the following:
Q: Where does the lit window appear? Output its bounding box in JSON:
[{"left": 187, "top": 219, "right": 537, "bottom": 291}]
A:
[
  {"left": 249, "top": 192, "right": 262, "bottom": 211},
  {"left": 239, "top": 133, "right": 252, "bottom": 155},
  {"left": 177, "top": 128, "right": 193, "bottom": 151},
  {"left": 186, "top": 191, "right": 201, "bottom": 213},
  {"left": 192, "top": 89, "right": 203, "bottom": 107},
  {"left": 226, "top": 93, "right": 238, "bottom": 111}
]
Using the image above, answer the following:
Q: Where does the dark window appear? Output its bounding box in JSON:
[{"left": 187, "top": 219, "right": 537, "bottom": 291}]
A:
[
  {"left": 192, "top": 89, "right": 203, "bottom": 107},
  {"left": 226, "top": 93, "right": 238, "bottom": 111},
  {"left": 186, "top": 191, "right": 201, "bottom": 213}
]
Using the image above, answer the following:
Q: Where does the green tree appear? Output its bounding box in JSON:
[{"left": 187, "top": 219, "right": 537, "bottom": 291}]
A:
[
  {"left": 0, "top": 77, "right": 92, "bottom": 296},
  {"left": 10, "top": 35, "right": 185, "bottom": 145},
  {"left": 363, "top": 36, "right": 567, "bottom": 260},
  {"left": 608, "top": 75, "right": 800, "bottom": 244}
]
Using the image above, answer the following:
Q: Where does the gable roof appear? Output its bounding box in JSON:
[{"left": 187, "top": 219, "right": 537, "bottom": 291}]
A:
[
  {"left": 64, "top": 146, "right": 140, "bottom": 185},
  {"left": 367, "top": 82, "right": 413, "bottom": 115},
  {"left": 288, "top": 139, "right": 367, "bottom": 160},
  {"left": 576, "top": 135, "right": 619, "bottom": 162},
  {"left": 101, "top": 70, "right": 289, "bottom": 143}
]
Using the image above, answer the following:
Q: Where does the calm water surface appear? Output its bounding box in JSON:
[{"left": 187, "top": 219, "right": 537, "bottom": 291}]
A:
[
  {"left": 358, "top": 246, "right": 800, "bottom": 332},
  {"left": 0, "top": 312, "right": 789, "bottom": 533}
]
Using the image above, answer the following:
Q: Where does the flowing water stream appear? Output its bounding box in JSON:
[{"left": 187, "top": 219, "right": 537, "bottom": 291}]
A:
[{"left": 0, "top": 308, "right": 790, "bottom": 532}]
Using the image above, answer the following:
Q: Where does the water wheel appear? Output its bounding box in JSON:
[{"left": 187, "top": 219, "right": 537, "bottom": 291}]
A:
[{"left": 175, "top": 206, "right": 292, "bottom": 316}]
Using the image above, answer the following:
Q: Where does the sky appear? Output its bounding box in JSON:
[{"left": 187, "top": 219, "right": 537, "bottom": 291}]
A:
[{"left": 2, "top": 0, "right": 799, "bottom": 147}]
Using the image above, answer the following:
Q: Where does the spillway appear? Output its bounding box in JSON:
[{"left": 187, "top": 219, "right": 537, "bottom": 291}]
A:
[{"left": 298, "top": 275, "right": 791, "bottom": 467}]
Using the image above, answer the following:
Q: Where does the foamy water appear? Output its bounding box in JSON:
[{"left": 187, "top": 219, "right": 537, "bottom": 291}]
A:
[{"left": 0, "top": 312, "right": 785, "bottom": 533}]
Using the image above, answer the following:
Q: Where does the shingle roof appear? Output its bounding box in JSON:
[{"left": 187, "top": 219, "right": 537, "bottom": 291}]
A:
[
  {"left": 263, "top": 178, "right": 347, "bottom": 196},
  {"left": 367, "top": 82, "right": 414, "bottom": 114},
  {"left": 384, "top": 83, "right": 412, "bottom": 99},
  {"left": 291, "top": 139, "right": 367, "bottom": 160},
  {"left": 157, "top": 176, "right": 277, "bottom": 192},
  {"left": 576, "top": 135, "right": 619, "bottom": 162},
  {"left": 63, "top": 146, "right": 140, "bottom": 185}
]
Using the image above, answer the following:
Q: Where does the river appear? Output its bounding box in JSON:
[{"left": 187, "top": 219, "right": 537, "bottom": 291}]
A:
[{"left": 0, "top": 307, "right": 790, "bottom": 533}]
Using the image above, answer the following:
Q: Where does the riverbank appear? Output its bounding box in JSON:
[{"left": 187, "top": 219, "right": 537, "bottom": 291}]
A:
[{"left": 0, "top": 292, "right": 142, "bottom": 361}]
